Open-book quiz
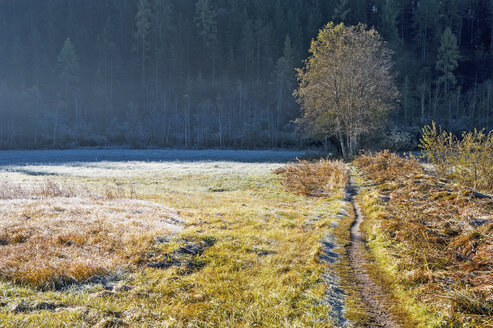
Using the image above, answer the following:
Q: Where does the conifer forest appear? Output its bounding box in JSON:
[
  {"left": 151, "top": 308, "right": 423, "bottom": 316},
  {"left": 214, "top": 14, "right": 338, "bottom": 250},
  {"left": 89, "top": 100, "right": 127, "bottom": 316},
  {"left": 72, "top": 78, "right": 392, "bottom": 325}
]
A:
[{"left": 0, "top": 0, "right": 492, "bottom": 149}]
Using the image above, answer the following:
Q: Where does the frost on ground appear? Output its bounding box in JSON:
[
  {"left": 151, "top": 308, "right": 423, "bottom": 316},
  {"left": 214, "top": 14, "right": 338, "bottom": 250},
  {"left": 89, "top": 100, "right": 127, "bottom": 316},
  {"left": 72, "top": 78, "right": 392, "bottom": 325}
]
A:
[
  {"left": 0, "top": 179, "right": 183, "bottom": 289},
  {"left": 0, "top": 150, "right": 305, "bottom": 289},
  {"left": 0, "top": 149, "right": 306, "bottom": 164},
  {"left": 0, "top": 150, "right": 351, "bottom": 328},
  {"left": 0, "top": 150, "right": 306, "bottom": 289},
  {"left": 0, "top": 149, "right": 306, "bottom": 178}
]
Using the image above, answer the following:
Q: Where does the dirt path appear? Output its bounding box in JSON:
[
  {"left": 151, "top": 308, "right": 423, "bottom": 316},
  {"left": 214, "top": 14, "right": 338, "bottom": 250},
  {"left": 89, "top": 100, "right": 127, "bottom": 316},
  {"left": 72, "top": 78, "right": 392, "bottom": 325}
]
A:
[{"left": 346, "top": 171, "right": 401, "bottom": 328}]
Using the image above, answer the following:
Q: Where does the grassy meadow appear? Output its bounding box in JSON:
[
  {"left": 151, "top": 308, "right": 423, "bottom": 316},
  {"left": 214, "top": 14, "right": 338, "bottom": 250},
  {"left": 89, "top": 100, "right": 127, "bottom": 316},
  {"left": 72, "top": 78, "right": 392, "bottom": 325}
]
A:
[
  {"left": 1, "top": 148, "right": 491, "bottom": 328},
  {"left": 0, "top": 151, "right": 348, "bottom": 328}
]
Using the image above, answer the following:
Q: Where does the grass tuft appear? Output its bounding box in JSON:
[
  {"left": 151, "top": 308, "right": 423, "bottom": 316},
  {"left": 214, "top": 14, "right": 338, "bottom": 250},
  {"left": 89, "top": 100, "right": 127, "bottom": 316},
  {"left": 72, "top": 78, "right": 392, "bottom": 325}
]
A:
[{"left": 274, "top": 159, "right": 349, "bottom": 197}]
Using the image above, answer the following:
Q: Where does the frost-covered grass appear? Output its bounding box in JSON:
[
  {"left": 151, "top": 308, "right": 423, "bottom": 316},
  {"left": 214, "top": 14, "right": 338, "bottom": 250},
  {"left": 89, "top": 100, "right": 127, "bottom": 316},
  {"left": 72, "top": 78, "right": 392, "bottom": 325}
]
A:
[
  {"left": 1, "top": 161, "right": 290, "bottom": 178},
  {"left": 0, "top": 179, "right": 182, "bottom": 289},
  {"left": 0, "top": 150, "right": 347, "bottom": 328},
  {"left": 0, "top": 149, "right": 306, "bottom": 166},
  {"left": 0, "top": 149, "right": 306, "bottom": 178}
]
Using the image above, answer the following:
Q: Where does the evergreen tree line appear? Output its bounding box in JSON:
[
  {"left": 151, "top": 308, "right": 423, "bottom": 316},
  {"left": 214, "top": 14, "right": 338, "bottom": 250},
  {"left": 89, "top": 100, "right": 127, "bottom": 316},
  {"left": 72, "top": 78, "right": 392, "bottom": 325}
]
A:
[{"left": 0, "top": 0, "right": 492, "bottom": 149}]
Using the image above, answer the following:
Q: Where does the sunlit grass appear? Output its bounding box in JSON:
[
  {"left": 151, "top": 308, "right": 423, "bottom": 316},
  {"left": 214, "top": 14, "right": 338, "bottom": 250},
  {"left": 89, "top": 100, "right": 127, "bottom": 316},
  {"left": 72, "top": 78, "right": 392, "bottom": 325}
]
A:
[
  {"left": 355, "top": 151, "right": 493, "bottom": 327},
  {"left": 0, "top": 180, "right": 182, "bottom": 289},
  {"left": 0, "top": 161, "right": 344, "bottom": 327},
  {"left": 274, "top": 159, "right": 349, "bottom": 197}
]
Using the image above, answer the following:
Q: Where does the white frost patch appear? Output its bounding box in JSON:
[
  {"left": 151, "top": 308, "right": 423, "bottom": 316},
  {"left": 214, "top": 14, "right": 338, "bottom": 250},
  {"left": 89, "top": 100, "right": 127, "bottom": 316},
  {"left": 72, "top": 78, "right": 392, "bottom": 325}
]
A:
[
  {"left": 1, "top": 161, "right": 291, "bottom": 178},
  {"left": 0, "top": 195, "right": 184, "bottom": 286},
  {"left": 0, "top": 149, "right": 306, "bottom": 178},
  {"left": 0, "top": 197, "right": 184, "bottom": 236}
]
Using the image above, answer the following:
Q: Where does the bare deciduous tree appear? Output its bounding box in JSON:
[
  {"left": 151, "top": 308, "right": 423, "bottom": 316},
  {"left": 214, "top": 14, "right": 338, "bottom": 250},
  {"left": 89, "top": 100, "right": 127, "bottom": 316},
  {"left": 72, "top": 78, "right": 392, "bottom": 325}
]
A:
[{"left": 295, "top": 23, "right": 398, "bottom": 157}]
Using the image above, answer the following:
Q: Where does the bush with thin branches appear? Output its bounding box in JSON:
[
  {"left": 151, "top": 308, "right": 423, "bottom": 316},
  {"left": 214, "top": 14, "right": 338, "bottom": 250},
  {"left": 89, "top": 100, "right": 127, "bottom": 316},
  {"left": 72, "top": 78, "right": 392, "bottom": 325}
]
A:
[{"left": 421, "top": 123, "right": 493, "bottom": 193}]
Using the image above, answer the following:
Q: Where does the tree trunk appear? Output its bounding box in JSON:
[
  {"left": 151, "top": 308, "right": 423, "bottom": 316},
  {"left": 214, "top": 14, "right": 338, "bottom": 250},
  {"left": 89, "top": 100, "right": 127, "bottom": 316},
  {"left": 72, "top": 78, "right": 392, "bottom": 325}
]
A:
[
  {"left": 455, "top": 86, "right": 461, "bottom": 124},
  {"left": 487, "top": 84, "right": 491, "bottom": 131},
  {"left": 421, "top": 87, "right": 426, "bottom": 124},
  {"left": 162, "top": 95, "right": 167, "bottom": 146},
  {"left": 257, "top": 38, "right": 260, "bottom": 80},
  {"left": 110, "top": 57, "right": 114, "bottom": 113},
  {"left": 9, "top": 118, "right": 14, "bottom": 145},
  {"left": 34, "top": 88, "right": 39, "bottom": 145},
  {"left": 142, "top": 36, "right": 145, "bottom": 91},
  {"left": 338, "top": 132, "right": 346, "bottom": 159},
  {"left": 75, "top": 97, "right": 78, "bottom": 122},
  {"left": 212, "top": 52, "right": 215, "bottom": 87},
  {"left": 53, "top": 107, "right": 59, "bottom": 147},
  {"left": 275, "top": 84, "right": 283, "bottom": 146},
  {"left": 218, "top": 115, "right": 223, "bottom": 148},
  {"left": 433, "top": 83, "right": 440, "bottom": 121}
]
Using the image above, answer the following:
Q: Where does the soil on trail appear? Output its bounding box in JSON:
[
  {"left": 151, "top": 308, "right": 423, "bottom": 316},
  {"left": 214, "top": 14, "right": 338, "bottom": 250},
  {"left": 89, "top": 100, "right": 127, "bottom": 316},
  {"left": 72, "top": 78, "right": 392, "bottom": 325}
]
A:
[{"left": 346, "top": 172, "right": 401, "bottom": 328}]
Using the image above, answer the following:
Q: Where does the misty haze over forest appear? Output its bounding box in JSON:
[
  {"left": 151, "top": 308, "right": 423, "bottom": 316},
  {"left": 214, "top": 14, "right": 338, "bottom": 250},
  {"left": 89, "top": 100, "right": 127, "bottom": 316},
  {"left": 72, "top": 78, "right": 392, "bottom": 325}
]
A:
[{"left": 0, "top": 0, "right": 492, "bottom": 150}]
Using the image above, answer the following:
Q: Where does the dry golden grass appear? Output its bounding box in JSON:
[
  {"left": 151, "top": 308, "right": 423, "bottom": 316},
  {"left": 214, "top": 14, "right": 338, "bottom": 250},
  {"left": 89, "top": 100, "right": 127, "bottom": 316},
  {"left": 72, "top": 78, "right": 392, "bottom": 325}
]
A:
[
  {"left": 0, "top": 163, "right": 345, "bottom": 328},
  {"left": 0, "top": 180, "right": 182, "bottom": 289},
  {"left": 354, "top": 150, "right": 423, "bottom": 183},
  {"left": 275, "top": 159, "right": 375, "bottom": 324},
  {"left": 274, "top": 159, "right": 349, "bottom": 197},
  {"left": 354, "top": 151, "right": 493, "bottom": 327}
]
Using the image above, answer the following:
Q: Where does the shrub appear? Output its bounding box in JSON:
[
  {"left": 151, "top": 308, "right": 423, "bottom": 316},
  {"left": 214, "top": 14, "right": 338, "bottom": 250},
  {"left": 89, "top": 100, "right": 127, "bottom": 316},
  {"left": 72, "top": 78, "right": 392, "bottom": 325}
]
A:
[
  {"left": 420, "top": 123, "right": 493, "bottom": 193},
  {"left": 379, "top": 129, "right": 418, "bottom": 152}
]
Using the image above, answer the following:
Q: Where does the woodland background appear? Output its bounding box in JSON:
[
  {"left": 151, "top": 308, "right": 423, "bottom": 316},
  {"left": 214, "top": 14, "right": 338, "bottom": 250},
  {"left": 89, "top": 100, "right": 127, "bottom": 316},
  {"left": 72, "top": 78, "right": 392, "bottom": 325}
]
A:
[{"left": 0, "top": 0, "right": 492, "bottom": 149}]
